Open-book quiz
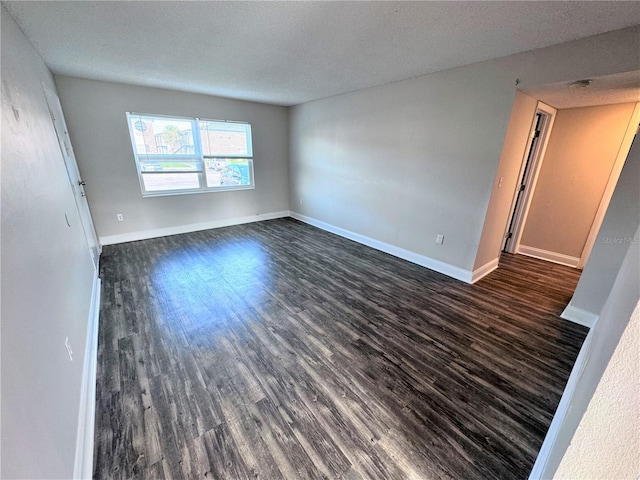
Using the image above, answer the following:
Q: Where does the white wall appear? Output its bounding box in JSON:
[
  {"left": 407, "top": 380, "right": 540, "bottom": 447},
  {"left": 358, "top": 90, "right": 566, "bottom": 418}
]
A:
[
  {"left": 289, "top": 26, "right": 640, "bottom": 277},
  {"left": 1, "top": 8, "right": 96, "bottom": 479},
  {"left": 554, "top": 300, "right": 640, "bottom": 480},
  {"left": 54, "top": 76, "right": 290, "bottom": 244}
]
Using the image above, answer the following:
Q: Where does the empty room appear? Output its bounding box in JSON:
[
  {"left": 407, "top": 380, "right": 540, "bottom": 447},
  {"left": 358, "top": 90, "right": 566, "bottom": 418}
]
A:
[{"left": 2, "top": 2, "right": 639, "bottom": 479}]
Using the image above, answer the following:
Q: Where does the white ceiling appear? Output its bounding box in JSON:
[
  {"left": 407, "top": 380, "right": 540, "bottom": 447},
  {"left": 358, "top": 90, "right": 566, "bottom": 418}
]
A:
[
  {"left": 524, "top": 71, "right": 640, "bottom": 109},
  {"left": 4, "top": 1, "right": 640, "bottom": 106}
]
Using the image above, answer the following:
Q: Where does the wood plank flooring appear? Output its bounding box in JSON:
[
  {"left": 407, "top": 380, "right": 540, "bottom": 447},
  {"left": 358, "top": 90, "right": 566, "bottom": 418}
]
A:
[{"left": 95, "top": 217, "right": 588, "bottom": 479}]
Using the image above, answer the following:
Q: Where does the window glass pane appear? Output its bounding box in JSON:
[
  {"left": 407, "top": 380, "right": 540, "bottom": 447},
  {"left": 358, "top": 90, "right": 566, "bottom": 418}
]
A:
[
  {"left": 142, "top": 173, "right": 200, "bottom": 192},
  {"left": 205, "top": 158, "right": 251, "bottom": 187},
  {"left": 140, "top": 160, "right": 201, "bottom": 172},
  {"left": 200, "top": 121, "right": 252, "bottom": 156},
  {"left": 127, "top": 113, "right": 254, "bottom": 196},
  {"left": 130, "top": 115, "right": 195, "bottom": 156}
]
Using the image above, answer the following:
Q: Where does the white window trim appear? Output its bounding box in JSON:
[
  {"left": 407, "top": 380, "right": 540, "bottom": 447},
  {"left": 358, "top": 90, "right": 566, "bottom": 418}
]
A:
[{"left": 126, "top": 112, "right": 255, "bottom": 197}]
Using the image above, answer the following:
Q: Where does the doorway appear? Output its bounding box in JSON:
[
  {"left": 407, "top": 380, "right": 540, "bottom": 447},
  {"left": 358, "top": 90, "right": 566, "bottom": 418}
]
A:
[
  {"left": 498, "top": 98, "right": 639, "bottom": 270},
  {"left": 503, "top": 102, "right": 556, "bottom": 254}
]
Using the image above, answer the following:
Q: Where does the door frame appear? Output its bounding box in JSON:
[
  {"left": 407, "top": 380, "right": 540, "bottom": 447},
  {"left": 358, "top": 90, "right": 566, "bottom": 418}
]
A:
[
  {"left": 42, "top": 83, "right": 101, "bottom": 269},
  {"left": 503, "top": 101, "right": 557, "bottom": 254}
]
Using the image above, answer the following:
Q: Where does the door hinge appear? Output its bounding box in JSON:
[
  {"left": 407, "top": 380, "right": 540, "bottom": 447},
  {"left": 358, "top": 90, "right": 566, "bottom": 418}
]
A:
[
  {"left": 519, "top": 184, "right": 526, "bottom": 192},
  {"left": 507, "top": 232, "right": 513, "bottom": 239}
]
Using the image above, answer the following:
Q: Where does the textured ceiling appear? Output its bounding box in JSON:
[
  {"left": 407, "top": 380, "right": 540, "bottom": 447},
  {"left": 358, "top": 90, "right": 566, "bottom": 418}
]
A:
[
  {"left": 4, "top": 1, "right": 640, "bottom": 106},
  {"left": 524, "top": 71, "right": 640, "bottom": 109}
]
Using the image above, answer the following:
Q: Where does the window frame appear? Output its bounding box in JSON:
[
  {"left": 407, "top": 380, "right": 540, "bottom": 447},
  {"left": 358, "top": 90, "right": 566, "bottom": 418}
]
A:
[{"left": 126, "top": 112, "right": 255, "bottom": 197}]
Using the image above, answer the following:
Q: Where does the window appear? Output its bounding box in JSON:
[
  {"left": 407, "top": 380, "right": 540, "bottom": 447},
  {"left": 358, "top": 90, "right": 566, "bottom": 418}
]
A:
[{"left": 126, "top": 113, "right": 254, "bottom": 196}]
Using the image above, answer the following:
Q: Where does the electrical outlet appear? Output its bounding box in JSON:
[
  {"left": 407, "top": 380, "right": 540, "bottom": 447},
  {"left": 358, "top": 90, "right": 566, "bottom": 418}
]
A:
[
  {"left": 299, "top": 198, "right": 303, "bottom": 205},
  {"left": 117, "top": 213, "right": 124, "bottom": 222},
  {"left": 65, "top": 337, "right": 73, "bottom": 361},
  {"left": 436, "top": 234, "right": 444, "bottom": 245},
  {"left": 498, "top": 177, "right": 504, "bottom": 189}
]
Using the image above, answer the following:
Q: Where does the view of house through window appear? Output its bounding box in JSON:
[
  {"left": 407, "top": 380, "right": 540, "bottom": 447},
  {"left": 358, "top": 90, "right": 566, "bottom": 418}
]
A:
[{"left": 126, "top": 113, "right": 254, "bottom": 195}]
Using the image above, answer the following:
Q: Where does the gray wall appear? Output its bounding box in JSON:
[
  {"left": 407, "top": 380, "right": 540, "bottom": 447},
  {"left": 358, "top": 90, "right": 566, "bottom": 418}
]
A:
[
  {"left": 290, "top": 60, "right": 515, "bottom": 271},
  {"left": 289, "top": 26, "right": 640, "bottom": 274},
  {"left": 542, "top": 139, "right": 640, "bottom": 477},
  {"left": 1, "top": 8, "right": 96, "bottom": 478},
  {"left": 473, "top": 91, "right": 539, "bottom": 270},
  {"left": 54, "top": 76, "right": 290, "bottom": 243}
]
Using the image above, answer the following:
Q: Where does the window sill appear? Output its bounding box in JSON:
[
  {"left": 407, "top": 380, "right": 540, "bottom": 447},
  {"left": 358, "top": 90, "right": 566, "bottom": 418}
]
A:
[{"left": 141, "top": 184, "right": 255, "bottom": 198}]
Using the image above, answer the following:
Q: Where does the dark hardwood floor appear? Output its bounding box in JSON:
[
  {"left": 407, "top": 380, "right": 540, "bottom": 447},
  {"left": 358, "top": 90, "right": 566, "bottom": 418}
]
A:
[{"left": 94, "top": 218, "right": 587, "bottom": 479}]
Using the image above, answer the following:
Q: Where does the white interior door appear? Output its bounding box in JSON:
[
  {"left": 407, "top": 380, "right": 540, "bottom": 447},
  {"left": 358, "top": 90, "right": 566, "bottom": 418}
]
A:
[{"left": 42, "top": 84, "right": 100, "bottom": 270}]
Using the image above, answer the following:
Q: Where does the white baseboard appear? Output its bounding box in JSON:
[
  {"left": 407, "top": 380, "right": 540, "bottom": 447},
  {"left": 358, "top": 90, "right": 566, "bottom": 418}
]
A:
[
  {"left": 518, "top": 245, "right": 580, "bottom": 268},
  {"left": 561, "top": 304, "right": 599, "bottom": 329},
  {"left": 99, "top": 210, "right": 290, "bottom": 245},
  {"left": 290, "top": 211, "right": 475, "bottom": 283},
  {"left": 529, "top": 330, "right": 593, "bottom": 480},
  {"left": 471, "top": 258, "right": 500, "bottom": 283},
  {"left": 74, "top": 273, "right": 102, "bottom": 480}
]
